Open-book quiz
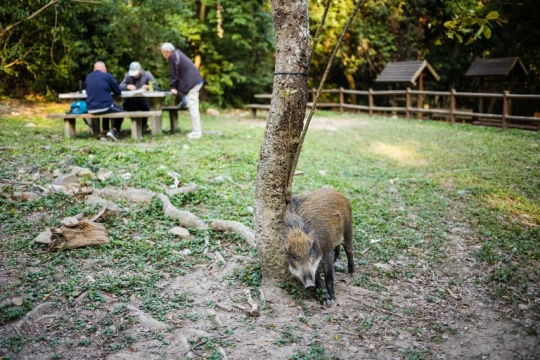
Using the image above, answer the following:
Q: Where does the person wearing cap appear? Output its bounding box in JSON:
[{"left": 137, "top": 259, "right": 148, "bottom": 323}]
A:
[
  {"left": 119, "top": 61, "right": 158, "bottom": 133},
  {"left": 160, "top": 42, "right": 204, "bottom": 139},
  {"left": 85, "top": 61, "right": 123, "bottom": 141}
]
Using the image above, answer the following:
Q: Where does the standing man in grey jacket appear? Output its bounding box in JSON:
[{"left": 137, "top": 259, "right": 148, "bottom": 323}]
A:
[
  {"left": 160, "top": 42, "right": 204, "bottom": 139},
  {"left": 119, "top": 61, "right": 158, "bottom": 133}
]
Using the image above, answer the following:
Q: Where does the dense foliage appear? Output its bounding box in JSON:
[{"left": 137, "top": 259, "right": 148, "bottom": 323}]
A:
[{"left": 1, "top": 0, "right": 539, "bottom": 105}]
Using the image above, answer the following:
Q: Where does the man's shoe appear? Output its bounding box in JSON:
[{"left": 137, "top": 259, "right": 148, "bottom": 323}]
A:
[
  {"left": 107, "top": 129, "right": 118, "bottom": 141},
  {"left": 187, "top": 131, "right": 202, "bottom": 139}
]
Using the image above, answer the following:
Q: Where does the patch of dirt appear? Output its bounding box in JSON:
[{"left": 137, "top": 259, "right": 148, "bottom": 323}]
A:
[
  {"left": 0, "top": 99, "right": 63, "bottom": 118},
  {"left": 2, "top": 196, "right": 538, "bottom": 359},
  {"left": 238, "top": 113, "right": 370, "bottom": 130}
]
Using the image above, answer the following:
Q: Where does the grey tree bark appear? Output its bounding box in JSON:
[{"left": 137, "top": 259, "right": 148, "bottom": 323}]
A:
[{"left": 253, "top": 0, "right": 310, "bottom": 284}]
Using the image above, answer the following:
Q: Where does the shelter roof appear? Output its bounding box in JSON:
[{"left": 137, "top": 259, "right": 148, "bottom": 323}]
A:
[
  {"left": 465, "top": 57, "right": 528, "bottom": 77},
  {"left": 375, "top": 60, "right": 440, "bottom": 85}
]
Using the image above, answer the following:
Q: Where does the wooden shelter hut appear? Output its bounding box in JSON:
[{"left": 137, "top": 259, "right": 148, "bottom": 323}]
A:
[
  {"left": 465, "top": 57, "right": 528, "bottom": 114},
  {"left": 376, "top": 60, "right": 440, "bottom": 116}
]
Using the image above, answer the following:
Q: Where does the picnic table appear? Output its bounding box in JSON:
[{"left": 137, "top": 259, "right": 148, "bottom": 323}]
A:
[
  {"left": 64, "top": 90, "right": 170, "bottom": 132},
  {"left": 49, "top": 90, "right": 175, "bottom": 140}
]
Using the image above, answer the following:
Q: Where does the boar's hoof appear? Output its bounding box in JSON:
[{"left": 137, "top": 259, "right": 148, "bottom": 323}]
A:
[
  {"left": 324, "top": 299, "right": 335, "bottom": 307},
  {"left": 305, "top": 285, "right": 316, "bottom": 291}
]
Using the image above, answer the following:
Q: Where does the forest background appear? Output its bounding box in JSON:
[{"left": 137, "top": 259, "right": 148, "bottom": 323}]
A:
[{"left": 1, "top": 0, "right": 539, "bottom": 109}]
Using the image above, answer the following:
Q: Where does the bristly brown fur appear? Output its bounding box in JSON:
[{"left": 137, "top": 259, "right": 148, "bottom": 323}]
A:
[{"left": 281, "top": 188, "right": 354, "bottom": 306}]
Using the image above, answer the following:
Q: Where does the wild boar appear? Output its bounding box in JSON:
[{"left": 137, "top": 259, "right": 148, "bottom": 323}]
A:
[{"left": 281, "top": 188, "right": 354, "bottom": 306}]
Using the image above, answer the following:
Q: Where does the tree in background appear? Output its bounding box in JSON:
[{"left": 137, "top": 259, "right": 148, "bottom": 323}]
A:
[
  {"left": 0, "top": 0, "right": 275, "bottom": 106},
  {"left": 1, "top": 0, "right": 539, "bottom": 105},
  {"left": 172, "top": 0, "right": 275, "bottom": 107}
]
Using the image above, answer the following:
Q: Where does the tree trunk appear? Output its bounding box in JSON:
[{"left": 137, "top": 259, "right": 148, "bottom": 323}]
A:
[{"left": 254, "top": 0, "right": 310, "bottom": 285}]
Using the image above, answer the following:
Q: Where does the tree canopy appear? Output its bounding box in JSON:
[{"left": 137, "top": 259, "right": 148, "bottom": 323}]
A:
[{"left": 1, "top": 0, "right": 539, "bottom": 104}]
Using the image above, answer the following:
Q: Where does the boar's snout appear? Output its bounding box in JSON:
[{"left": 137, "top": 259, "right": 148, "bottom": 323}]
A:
[{"left": 303, "top": 278, "right": 316, "bottom": 291}]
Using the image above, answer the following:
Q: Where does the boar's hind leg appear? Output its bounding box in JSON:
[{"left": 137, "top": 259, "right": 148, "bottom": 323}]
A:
[{"left": 343, "top": 223, "right": 354, "bottom": 275}]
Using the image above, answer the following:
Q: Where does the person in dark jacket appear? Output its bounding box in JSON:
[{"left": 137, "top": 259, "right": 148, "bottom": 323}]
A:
[
  {"left": 160, "top": 42, "right": 204, "bottom": 139},
  {"left": 119, "top": 61, "right": 158, "bottom": 133},
  {"left": 85, "top": 61, "right": 123, "bottom": 141}
]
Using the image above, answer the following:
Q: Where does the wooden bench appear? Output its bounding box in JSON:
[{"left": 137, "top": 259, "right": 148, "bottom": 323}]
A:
[
  {"left": 246, "top": 94, "right": 272, "bottom": 118},
  {"left": 46, "top": 111, "right": 161, "bottom": 140},
  {"left": 162, "top": 106, "right": 188, "bottom": 133}
]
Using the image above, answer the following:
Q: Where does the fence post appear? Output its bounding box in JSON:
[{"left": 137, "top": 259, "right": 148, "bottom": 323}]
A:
[
  {"left": 450, "top": 89, "right": 456, "bottom": 125},
  {"left": 405, "top": 88, "right": 411, "bottom": 119},
  {"left": 339, "top": 87, "right": 344, "bottom": 115},
  {"left": 368, "top": 88, "right": 373, "bottom": 116},
  {"left": 502, "top": 91, "right": 509, "bottom": 131}
]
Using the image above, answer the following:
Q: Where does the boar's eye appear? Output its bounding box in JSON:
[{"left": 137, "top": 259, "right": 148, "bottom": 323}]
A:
[{"left": 290, "top": 255, "right": 297, "bottom": 262}]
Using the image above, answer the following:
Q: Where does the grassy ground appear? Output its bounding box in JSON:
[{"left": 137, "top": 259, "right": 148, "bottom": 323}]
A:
[{"left": 0, "top": 101, "right": 539, "bottom": 359}]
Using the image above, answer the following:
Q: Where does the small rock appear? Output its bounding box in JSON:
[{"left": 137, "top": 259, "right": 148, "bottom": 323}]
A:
[
  {"left": 182, "top": 144, "right": 190, "bottom": 150},
  {"left": 169, "top": 227, "right": 191, "bottom": 239},
  {"left": 318, "top": 170, "right": 327, "bottom": 176},
  {"left": 97, "top": 168, "right": 113, "bottom": 181},
  {"left": 77, "top": 168, "right": 96, "bottom": 179},
  {"left": 120, "top": 173, "right": 131, "bottom": 179},
  {"left": 52, "top": 173, "right": 80, "bottom": 194},
  {"left": 34, "top": 229, "right": 52, "bottom": 244},
  {"left": 52, "top": 169, "right": 62, "bottom": 177},
  {"left": 294, "top": 170, "right": 305, "bottom": 176},
  {"left": 60, "top": 214, "right": 84, "bottom": 226},
  {"left": 70, "top": 166, "right": 83, "bottom": 175},
  {"left": 180, "top": 249, "right": 192, "bottom": 256},
  {"left": 81, "top": 147, "right": 90, "bottom": 154},
  {"left": 12, "top": 297, "right": 24, "bottom": 306}
]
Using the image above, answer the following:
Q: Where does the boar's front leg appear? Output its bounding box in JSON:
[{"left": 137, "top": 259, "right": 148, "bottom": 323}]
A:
[{"left": 323, "top": 252, "right": 336, "bottom": 307}]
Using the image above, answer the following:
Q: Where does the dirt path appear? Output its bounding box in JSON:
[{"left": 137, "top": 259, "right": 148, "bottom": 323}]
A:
[{"left": 2, "top": 239, "right": 538, "bottom": 359}]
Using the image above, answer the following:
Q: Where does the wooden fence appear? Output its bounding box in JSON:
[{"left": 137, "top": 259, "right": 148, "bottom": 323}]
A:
[{"left": 308, "top": 88, "right": 540, "bottom": 131}]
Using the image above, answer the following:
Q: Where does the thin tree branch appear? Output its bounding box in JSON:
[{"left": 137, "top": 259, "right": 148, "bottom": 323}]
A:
[
  {"left": 50, "top": 6, "right": 59, "bottom": 66},
  {"left": 288, "top": 0, "right": 365, "bottom": 193},
  {"left": 307, "top": 0, "right": 332, "bottom": 67},
  {"left": 1, "top": 0, "right": 98, "bottom": 37},
  {"left": 2, "top": 0, "right": 61, "bottom": 35},
  {"left": 453, "top": 0, "right": 466, "bottom": 14}
]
